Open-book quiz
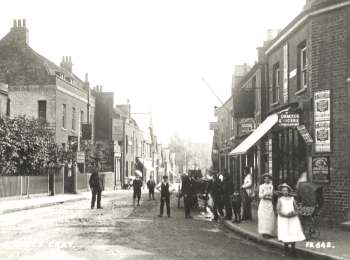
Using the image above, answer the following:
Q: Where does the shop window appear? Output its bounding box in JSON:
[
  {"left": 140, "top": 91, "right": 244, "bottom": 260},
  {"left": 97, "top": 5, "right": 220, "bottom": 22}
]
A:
[
  {"left": 272, "top": 63, "right": 280, "bottom": 103},
  {"left": 298, "top": 41, "right": 308, "bottom": 90}
]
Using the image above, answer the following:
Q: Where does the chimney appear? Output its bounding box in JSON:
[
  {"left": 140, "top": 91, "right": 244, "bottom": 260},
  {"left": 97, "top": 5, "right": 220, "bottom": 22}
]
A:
[
  {"left": 9, "top": 19, "right": 29, "bottom": 45},
  {"left": 303, "top": 0, "right": 332, "bottom": 10},
  {"left": 60, "top": 56, "right": 73, "bottom": 73}
]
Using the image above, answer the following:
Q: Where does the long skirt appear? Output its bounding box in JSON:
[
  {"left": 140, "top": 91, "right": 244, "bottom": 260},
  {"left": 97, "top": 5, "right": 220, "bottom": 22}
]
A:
[
  {"left": 258, "top": 199, "right": 276, "bottom": 235},
  {"left": 241, "top": 189, "right": 252, "bottom": 220}
]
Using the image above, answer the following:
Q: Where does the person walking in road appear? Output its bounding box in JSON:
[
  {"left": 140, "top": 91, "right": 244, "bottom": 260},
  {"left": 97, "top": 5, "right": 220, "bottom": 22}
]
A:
[
  {"left": 241, "top": 167, "right": 253, "bottom": 221},
  {"left": 89, "top": 161, "right": 104, "bottom": 209},
  {"left": 147, "top": 176, "right": 156, "bottom": 200},
  {"left": 208, "top": 173, "right": 224, "bottom": 221},
  {"left": 277, "top": 183, "right": 305, "bottom": 256},
  {"left": 181, "top": 174, "right": 194, "bottom": 219},
  {"left": 133, "top": 175, "right": 143, "bottom": 206},
  {"left": 258, "top": 173, "right": 276, "bottom": 238},
  {"left": 222, "top": 170, "right": 233, "bottom": 220},
  {"left": 156, "top": 175, "right": 173, "bottom": 218}
]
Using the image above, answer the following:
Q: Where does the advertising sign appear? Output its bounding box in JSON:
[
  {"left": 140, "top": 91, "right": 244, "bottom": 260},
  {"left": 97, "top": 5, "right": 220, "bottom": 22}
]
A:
[
  {"left": 315, "top": 121, "right": 331, "bottom": 152},
  {"left": 312, "top": 156, "right": 330, "bottom": 183},
  {"left": 278, "top": 112, "right": 300, "bottom": 127},
  {"left": 283, "top": 44, "right": 289, "bottom": 103},
  {"left": 239, "top": 118, "right": 255, "bottom": 135},
  {"left": 297, "top": 125, "right": 313, "bottom": 144},
  {"left": 314, "top": 90, "right": 330, "bottom": 122},
  {"left": 76, "top": 151, "right": 85, "bottom": 163}
]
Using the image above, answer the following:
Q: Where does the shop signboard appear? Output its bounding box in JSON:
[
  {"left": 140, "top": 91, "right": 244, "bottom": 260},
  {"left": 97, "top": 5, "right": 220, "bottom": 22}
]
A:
[
  {"left": 239, "top": 118, "right": 255, "bottom": 135},
  {"left": 297, "top": 125, "right": 313, "bottom": 144},
  {"left": 312, "top": 156, "right": 330, "bottom": 183},
  {"left": 314, "top": 90, "right": 330, "bottom": 122},
  {"left": 283, "top": 44, "right": 289, "bottom": 103},
  {"left": 315, "top": 121, "right": 331, "bottom": 152},
  {"left": 76, "top": 151, "right": 85, "bottom": 163},
  {"left": 278, "top": 112, "right": 300, "bottom": 127}
]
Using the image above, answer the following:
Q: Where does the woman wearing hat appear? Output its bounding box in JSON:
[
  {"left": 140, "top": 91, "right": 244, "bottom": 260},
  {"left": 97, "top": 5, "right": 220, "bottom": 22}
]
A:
[
  {"left": 258, "top": 173, "right": 276, "bottom": 238},
  {"left": 277, "top": 183, "right": 305, "bottom": 255}
]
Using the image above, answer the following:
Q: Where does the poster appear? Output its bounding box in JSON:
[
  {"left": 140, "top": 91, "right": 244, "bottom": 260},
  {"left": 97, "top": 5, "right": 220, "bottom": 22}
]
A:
[
  {"left": 312, "top": 156, "right": 330, "bottom": 183},
  {"left": 268, "top": 138, "right": 272, "bottom": 175},
  {"left": 315, "top": 121, "right": 331, "bottom": 152},
  {"left": 297, "top": 125, "right": 313, "bottom": 144},
  {"left": 278, "top": 112, "right": 300, "bottom": 127},
  {"left": 283, "top": 44, "right": 289, "bottom": 103},
  {"left": 314, "top": 90, "right": 330, "bottom": 122}
]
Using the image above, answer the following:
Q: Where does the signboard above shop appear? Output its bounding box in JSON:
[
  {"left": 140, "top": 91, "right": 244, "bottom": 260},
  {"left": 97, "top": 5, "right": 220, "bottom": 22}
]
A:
[
  {"left": 297, "top": 125, "right": 313, "bottom": 144},
  {"left": 278, "top": 112, "right": 300, "bottom": 127},
  {"left": 239, "top": 118, "right": 255, "bottom": 135}
]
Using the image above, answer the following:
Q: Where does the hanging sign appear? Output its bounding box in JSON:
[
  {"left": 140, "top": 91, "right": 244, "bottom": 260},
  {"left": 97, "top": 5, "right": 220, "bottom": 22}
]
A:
[
  {"left": 239, "top": 118, "right": 255, "bottom": 135},
  {"left": 314, "top": 90, "right": 330, "bottom": 122},
  {"left": 283, "top": 44, "right": 289, "bottom": 103},
  {"left": 76, "top": 151, "right": 85, "bottom": 163},
  {"left": 315, "top": 121, "right": 331, "bottom": 152},
  {"left": 297, "top": 125, "right": 313, "bottom": 144},
  {"left": 312, "top": 156, "right": 330, "bottom": 183},
  {"left": 278, "top": 112, "right": 300, "bottom": 127}
]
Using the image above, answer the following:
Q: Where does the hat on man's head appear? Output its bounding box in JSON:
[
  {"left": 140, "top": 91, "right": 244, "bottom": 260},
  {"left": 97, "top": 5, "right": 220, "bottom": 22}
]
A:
[
  {"left": 262, "top": 173, "right": 272, "bottom": 179},
  {"left": 278, "top": 183, "right": 292, "bottom": 191},
  {"left": 163, "top": 175, "right": 168, "bottom": 180}
]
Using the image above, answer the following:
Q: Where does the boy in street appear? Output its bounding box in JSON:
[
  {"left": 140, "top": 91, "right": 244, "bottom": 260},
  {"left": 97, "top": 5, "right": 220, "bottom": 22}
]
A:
[
  {"left": 133, "top": 175, "right": 143, "bottom": 206},
  {"left": 147, "top": 176, "right": 156, "bottom": 200},
  {"left": 156, "top": 175, "right": 174, "bottom": 218}
]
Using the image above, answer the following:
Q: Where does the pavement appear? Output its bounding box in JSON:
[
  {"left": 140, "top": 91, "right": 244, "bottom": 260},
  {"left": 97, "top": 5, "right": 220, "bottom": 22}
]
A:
[{"left": 221, "top": 206, "right": 350, "bottom": 260}]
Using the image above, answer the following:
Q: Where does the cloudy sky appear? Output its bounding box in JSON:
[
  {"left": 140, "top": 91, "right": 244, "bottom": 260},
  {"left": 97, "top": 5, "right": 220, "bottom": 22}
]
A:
[{"left": 1, "top": 0, "right": 305, "bottom": 144}]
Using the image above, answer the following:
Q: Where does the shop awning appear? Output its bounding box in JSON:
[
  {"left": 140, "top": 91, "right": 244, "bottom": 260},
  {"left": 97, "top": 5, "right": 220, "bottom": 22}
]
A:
[
  {"left": 229, "top": 113, "right": 279, "bottom": 156},
  {"left": 136, "top": 157, "right": 155, "bottom": 172}
]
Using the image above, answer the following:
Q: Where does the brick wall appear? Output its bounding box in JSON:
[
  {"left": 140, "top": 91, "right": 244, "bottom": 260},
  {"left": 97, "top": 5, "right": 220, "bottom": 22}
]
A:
[{"left": 310, "top": 6, "right": 350, "bottom": 222}]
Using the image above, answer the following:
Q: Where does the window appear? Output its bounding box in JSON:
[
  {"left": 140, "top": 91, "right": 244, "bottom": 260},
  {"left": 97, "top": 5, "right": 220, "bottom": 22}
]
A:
[
  {"left": 38, "top": 100, "right": 46, "bottom": 122},
  {"left": 252, "top": 76, "right": 260, "bottom": 112},
  {"left": 272, "top": 63, "right": 280, "bottom": 103},
  {"left": 126, "top": 161, "right": 129, "bottom": 177},
  {"left": 72, "top": 107, "right": 76, "bottom": 131},
  {"left": 126, "top": 135, "right": 129, "bottom": 154},
  {"left": 298, "top": 42, "right": 308, "bottom": 90},
  {"left": 80, "top": 110, "right": 84, "bottom": 124},
  {"left": 62, "top": 104, "right": 66, "bottom": 129}
]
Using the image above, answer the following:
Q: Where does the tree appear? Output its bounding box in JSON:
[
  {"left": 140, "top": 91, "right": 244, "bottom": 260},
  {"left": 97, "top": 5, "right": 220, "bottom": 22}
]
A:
[{"left": 0, "top": 115, "right": 63, "bottom": 175}]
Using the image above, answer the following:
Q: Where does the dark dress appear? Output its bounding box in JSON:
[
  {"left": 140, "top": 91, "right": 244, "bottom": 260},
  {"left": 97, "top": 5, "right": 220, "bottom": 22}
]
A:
[
  {"left": 208, "top": 178, "right": 224, "bottom": 220},
  {"left": 159, "top": 182, "right": 171, "bottom": 217},
  {"left": 181, "top": 176, "right": 194, "bottom": 218}
]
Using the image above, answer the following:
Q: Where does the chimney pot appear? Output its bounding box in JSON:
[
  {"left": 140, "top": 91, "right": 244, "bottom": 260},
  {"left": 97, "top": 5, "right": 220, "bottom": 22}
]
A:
[
  {"left": 18, "top": 19, "right": 22, "bottom": 28},
  {"left": 85, "top": 73, "right": 89, "bottom": 82},
  {"left": 23, "top": 19, "right": 26, "bottom": 27},
  {"left": 13, "top": 20, "right": 17, "bottom": 28}
]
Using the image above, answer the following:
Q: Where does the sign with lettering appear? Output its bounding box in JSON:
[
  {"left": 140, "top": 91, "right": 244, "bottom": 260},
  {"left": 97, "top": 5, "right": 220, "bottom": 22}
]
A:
[
  {"left": 312, "top": 156, "right": 330, "bottom": 183},
  {"left": 278, "top": 112, "right": 300, "bottom": 127},
  {"left": 315, "top": 121, "right": 331, "bottom": 152},
  {"left": 297, "top": 125, "right": 313, "bottom": 144},
  {"left": 239, "top": 118, "right": 255, "bottom": 135},
  {"left": 314, "top": 90, "right": 330, "bottom": 122},
  {"left": 283, "top": 44, "right": 289, "bottom": 103},
  {"left": 268, "top": 138, "right": 272, "bottom": 175},
  {"left": 76, "top": 151, "right": 85, "bottom": 163}
]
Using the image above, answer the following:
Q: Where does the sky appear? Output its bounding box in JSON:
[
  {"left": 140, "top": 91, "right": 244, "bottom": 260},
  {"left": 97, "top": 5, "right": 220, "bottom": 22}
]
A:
[{"left": 0, "top": 0, "right": 305, "bottom": 145}]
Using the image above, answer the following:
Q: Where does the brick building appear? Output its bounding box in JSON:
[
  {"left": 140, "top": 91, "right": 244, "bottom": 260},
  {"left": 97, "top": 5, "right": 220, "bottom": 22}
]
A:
[
  {"left": 0, "top": 83, "right": 9, "bottom": 117},
  {"left": 0, "top": 19, "right": 95, "bottom": 193}
]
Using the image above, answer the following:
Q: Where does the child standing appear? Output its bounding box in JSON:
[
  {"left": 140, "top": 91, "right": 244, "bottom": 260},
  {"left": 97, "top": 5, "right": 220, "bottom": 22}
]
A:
[
  {"left": 231, "top": 188, "right": 242, "bottom": 223},
  {"left": 277, "top": 183, "right": 305, "bottom": 255}
]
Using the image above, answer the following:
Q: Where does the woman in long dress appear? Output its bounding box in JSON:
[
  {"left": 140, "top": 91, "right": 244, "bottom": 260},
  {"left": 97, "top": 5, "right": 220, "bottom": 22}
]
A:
[
  {"left": 258, "top": 173, "right": 276, "bottom": 238},
  {"left": 277, "top": 183, "right": 305, "bottom": 255}
]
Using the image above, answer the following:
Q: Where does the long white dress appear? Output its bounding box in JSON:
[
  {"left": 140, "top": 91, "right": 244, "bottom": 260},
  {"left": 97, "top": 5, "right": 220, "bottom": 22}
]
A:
[
  {"left": 277, "top": 196, "right": 306, "bottom": 243},
  {"left": 258, "top": 183, "right": 276, "bottom": 235}
]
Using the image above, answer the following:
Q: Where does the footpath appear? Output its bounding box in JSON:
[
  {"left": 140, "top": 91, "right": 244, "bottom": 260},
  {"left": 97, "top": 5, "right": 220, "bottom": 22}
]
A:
[
  {"left": 222, "top": 207, "right": 350, "bottom": 260},
  {"left": 0, "top": 190, "right": 123, "bottom": 215}
]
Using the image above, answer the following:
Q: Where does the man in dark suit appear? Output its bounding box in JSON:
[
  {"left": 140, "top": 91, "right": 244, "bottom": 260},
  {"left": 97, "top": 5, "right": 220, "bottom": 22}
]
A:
[
  {"left": 133, "top": 175, "right": 143, "bottom": 206},
  {"left": 208, "top": 173, "right": 224, "bottom": 221},
  {"left": 89, "top": 161, "right": 104, "bottom": 209},
  {"left": 157, "top": 175, "right": 173, "bottom": 217},
  {"left": 222, "top": 170, "right": 233, "bottom": 220},
  {"left": 181, "top": 174, "right": 194, "bottom": 219}
]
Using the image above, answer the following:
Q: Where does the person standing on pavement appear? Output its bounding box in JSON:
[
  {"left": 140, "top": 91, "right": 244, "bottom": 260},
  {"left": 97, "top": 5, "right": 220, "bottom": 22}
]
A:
[
  {"left": 89, "top": 161, "right": 104, "bottom": 209},
  {"left": 133, "top": 175, "right": 143, "bottom": 206},
  {"left": 208, "top": 173, "right": 224, "bottom": 221},
  {"left": 258, "top": 173, "right": 276, "bottom": 238},
  {"left": 156, "top": 175, "right": 174, "bottom": 218},
  {"left": 222, "top": 169, "right": 233, "bottom": 220},
  {"left": 147, "top": 176, "right": 156, "bottom": 200},
  {"left": 241, "top": 167, "right": 253, "bottom": 221},
  {"left": 277, "top": 183, "right": 305, "bottom": 256},
  {"left": 181, "top": 174, "right": 194, "bottom": 219}
]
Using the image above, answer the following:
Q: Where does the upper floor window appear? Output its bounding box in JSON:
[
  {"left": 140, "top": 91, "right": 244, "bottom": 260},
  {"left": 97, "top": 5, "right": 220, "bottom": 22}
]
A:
[
  {"left": 298, "top": 41, "right": 308, "bottom": 90},
  {"left": 272, "top": 63, "right": 280, "bottom": 103},
  {"left": 80, "top": 110, "right": 84, "bottom": 124},
  {"left": 126, "top": 135, "right": 129, "bottom": 154},
  {"left": 62, "top": 104, "right": 67, "bottom": 129},
  {"left": 72, "top": 107, "right": 76, "bottom": 131},
  {"left": 38, "top": 100, "right": 47, "bottom": 122}
]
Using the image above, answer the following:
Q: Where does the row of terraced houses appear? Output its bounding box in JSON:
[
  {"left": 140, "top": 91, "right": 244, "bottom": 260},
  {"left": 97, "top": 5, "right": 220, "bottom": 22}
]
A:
[
  {"left": 0, "top": 19, "right": 176, "bottom": 197},
  {"left": 211, "top": 0, "right": 350, "bottom": 224}
]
